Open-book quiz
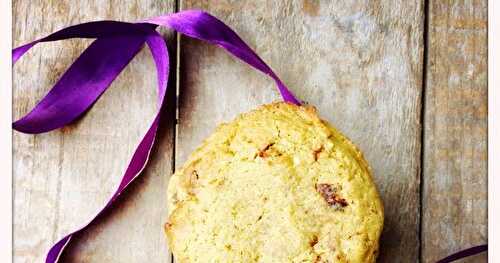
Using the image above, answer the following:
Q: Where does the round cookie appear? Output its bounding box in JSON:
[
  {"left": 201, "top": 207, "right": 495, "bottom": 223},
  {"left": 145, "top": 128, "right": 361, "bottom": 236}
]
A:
[{"left": 165, "top": 102, "right": 383, "bottom": 263}]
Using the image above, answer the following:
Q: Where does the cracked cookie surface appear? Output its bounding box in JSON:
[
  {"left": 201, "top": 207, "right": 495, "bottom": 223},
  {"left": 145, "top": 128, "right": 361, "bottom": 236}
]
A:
[{"left": 165, "top": 102, "right": 383, "bottom": 263}]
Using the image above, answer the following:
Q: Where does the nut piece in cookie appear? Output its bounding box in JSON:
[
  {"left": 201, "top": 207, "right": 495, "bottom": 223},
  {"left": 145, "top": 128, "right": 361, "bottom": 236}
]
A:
[{"left": 316, "top": 183, "right": 348, "bottom": 209}]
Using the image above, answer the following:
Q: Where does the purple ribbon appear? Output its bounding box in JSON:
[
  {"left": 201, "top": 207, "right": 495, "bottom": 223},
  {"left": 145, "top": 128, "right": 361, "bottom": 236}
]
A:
[
  {"left": 436, "top": 245, "right": 488, "bottom": 263},
  {"left": 12, "top": 9, "right": 485, "bottom": 263},
  {"left": 13, "top": 10, "right": 299, "bottom": 263}
]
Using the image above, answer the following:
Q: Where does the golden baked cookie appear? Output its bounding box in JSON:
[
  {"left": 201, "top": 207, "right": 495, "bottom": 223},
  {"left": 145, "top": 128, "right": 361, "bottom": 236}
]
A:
[{"left": 165, "top": 102, "right": 384, "bottom": 263}]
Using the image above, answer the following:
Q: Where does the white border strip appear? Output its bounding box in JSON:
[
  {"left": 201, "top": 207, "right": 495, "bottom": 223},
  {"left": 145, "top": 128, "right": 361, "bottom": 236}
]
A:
[
  {"left": 489, "top": 0, "right": 498, "bottom": 261},
  {"left": 489, "top": 0, "right": 498, "bottom": 262},
  {"left": 0, "top": 0, "right": 13, "bottom": 262}
]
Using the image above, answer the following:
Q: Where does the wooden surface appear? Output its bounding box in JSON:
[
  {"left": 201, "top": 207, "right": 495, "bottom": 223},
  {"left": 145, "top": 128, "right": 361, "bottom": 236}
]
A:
[
  {"left": 422, "top": 0, "right": 488, "bottom": 262},
  {"left": 178, "top": 1, "right": 424, "bottom": 262},
  {"left": 12, "top": 0, "right": 487, "bottom": 262}
]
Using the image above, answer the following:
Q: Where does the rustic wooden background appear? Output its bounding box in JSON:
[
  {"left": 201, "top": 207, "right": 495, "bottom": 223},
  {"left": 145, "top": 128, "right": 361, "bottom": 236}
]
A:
[{"left": 13, "top": 0, "right": 487, "bottom": 262}]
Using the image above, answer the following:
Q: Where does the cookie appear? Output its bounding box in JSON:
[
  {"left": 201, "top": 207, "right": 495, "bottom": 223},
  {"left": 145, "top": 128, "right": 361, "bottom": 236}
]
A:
[{"left": 165, "top": 102, "right": 383, "bottom": 263}]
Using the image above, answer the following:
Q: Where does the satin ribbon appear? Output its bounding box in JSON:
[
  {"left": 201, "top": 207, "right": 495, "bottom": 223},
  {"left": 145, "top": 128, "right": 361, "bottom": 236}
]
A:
[
  {"left": 13, "top": 10, "right": 299, "bottom": 262},
  {"left": 436, "top": 245, "right": 488, "bottom": 263},
  {"left": 12, "top": 9, "right": 485, "bottom": 263}
]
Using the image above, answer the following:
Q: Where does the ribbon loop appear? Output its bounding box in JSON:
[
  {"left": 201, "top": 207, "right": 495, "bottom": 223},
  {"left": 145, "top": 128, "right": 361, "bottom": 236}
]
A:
[
  {"left": 13, "top": 21, "right": 155, "bottom": 63},
  {"left": 13, "top": 35, "right": 146, "bottom": 133}
]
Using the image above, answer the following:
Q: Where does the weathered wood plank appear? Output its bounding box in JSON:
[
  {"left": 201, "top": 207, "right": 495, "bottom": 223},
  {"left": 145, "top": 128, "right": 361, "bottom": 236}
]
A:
[
  {"left": 177, "top": 1, "right": 424, "bottom": 262},
  {"left": 13, "top": 1, "right": 176, "bottom": 262},
  {"left": 422, "top": 0, "right": 488, "bottom": 261}
]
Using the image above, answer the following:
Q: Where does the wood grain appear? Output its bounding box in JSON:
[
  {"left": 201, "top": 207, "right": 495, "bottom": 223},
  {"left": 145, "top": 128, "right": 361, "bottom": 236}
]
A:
[
  {"left": 13, "top": 1, "right": 176, "bottom": 262},
  {"left": 422, "top": 0, "right": 488, "bottom": 262},
  {"left": 177, "top": 0, "right": 424, "bottom": 262}
]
